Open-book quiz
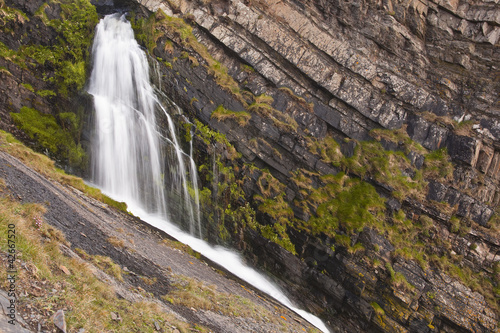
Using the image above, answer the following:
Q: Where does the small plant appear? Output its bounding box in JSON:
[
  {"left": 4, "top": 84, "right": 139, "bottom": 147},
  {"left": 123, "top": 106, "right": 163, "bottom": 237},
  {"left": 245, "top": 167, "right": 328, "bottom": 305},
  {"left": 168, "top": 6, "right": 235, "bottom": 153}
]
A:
[
  {"left": 240, "top": 63, "right": 255, "bottom": 73},
  {"left": 370, "top": 302, "right": 385, "bottom": 316},
  {"left": 21, "top": 83, "right": 34, "bottom": 92},
  {"left": 36, "top": 89, "right": 56, "bottom": 97},
  {"left": 419, "top": 215, "right": 434, "bottom": 229},
  {"left": 423, "top": 148, "right": 454, "bottom": 182},
  {"left": 450, "top": 216, "right": 460, "bottom": 233},
  {"left": 211, "top": 105, "right": 251, "bottom": 126},
  {"left": 33, "top": 215, "right": 43, "bottom": 229},
  {"left": 140, "top": 276, "right": 157, "bottom": 285},
  {"left": 107, "top": 236, "right": 125, "bottom": 248}
]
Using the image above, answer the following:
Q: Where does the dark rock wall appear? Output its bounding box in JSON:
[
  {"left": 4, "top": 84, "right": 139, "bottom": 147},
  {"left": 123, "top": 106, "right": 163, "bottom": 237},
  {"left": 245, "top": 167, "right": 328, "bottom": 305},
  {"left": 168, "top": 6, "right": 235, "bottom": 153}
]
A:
[{"left": 123, "top": 0, "right": 499, "bottom": 332}]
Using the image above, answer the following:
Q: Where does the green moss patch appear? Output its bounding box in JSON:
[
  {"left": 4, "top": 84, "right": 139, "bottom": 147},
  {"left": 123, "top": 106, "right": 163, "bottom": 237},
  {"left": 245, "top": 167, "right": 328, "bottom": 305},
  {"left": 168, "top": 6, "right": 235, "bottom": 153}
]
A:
[
  {"left": 211, "top": 105, "right": 251, "bottom": 126},
  {"left": 11, "top": 107, "right": 86, "bottom": 169}
]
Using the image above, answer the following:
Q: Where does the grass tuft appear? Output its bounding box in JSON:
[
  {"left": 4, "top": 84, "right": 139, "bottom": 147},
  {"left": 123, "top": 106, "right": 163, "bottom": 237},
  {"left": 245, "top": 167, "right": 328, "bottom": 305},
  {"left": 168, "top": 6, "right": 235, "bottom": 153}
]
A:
[{"left": 211, "top": 105, "right": 251, "bottom": 126}]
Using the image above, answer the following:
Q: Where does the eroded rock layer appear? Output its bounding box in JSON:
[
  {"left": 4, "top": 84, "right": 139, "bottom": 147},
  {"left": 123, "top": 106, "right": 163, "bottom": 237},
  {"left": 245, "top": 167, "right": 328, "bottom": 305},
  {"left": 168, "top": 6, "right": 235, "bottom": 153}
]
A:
[
  {"left": 122, "top": 0, "right": 499, "bottom": 331},
  {"left": 1, "top": 0, "right": 499, "bottom": 331}
]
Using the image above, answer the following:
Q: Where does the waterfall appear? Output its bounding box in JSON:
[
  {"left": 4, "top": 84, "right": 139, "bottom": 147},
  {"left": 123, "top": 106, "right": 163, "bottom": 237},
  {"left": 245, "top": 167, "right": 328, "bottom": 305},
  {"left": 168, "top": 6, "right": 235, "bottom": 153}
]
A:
[
  {"left": 89, "top": 13, "right": 199, "bottom": 235},
  {"left": 88, "top": 14, "right": 330, "bottom": 333}
]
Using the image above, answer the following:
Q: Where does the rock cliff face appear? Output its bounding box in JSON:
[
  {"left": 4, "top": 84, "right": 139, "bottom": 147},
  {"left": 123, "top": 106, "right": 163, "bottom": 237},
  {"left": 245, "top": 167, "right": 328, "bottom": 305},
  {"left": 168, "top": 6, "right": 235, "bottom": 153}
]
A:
[
  {"left": 1, "top": 0, "right": 499, "bottom": 332},
  {"left": 120, "top": 0, "right": 500, "bottom": 331}
]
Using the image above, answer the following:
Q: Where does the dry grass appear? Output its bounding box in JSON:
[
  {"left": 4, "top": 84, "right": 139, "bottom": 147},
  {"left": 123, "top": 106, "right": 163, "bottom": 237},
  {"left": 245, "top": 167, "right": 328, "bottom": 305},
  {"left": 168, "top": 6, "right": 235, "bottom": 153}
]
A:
[
  {"left": 107, "top": 236, "right": 126, "bottom": 248},
  {"left": 254, "top": 94, "right": 274, "bottom": 105},
  {"left": 420, "top": 111, "right": 456, "bottom": 128},
  {"left": 140, "top": 276, "right": 158, "bottom": 285},
  {"left": 422, "top": 148, "right": 454, "bottom": 183},
  {"left": 92, "top": 255, "right": 124, "bottom": 282},
  {"left": 0, "top": 190, "right": 207, "bottom": 333},
  {"left": 370, "top": 126, "right": 427, "bottom": 154},
  {"left": 256, "top": 170, "right": 285, "bottom": 199},
  {"left": 306, "top": 135, "right": 342, "bottom": 166},
  {"left": 164, "top": 275, "right": 273, "bottom": 319}
]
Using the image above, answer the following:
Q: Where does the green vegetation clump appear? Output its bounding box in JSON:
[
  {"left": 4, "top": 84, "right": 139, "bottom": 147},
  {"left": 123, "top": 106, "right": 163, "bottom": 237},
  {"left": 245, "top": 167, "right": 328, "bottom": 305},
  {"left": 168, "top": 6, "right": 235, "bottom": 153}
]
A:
[
  {"left": 194, "top": 119, "right": 240, "bottom": 160},
  {"left": 254, "top": 170, "right": 296, "bottom": 254},
  {"left": 247, "top": 94, "right": 298, "bottom": 132},
  {"left": 423, "top": 147, "right": 454, "bottom": 182},
  {"left": 370, "top": 127, "right": 426, "bottom": 154},
  {"left": 306, "top": 135, "right": 342, "bottom": 167},
  {"left": 342, "top": 140, "right": 427, "bottom": 201},
  {"left": 36, "top": 89, "right": 56, "bottom": 97},
  {"left": 193, "top": 119, "right": 258, "bottom": 242},
  {"left": 240, "top": 63, "right": 255, "bottom": 73},
  {"left": 0, "top": 1, "right": 29, "bottom": 27},
  {"left": 278, "top": 86, "right": 314, "bottom": 112},
  {"left": 0, "top": 1, "right": 97, "bottom": 169},
  {"left": 211, "top": 105, "right": 251, "bottom": 126},
  {"left": 21, "top": 83, "right": 34, "bottom": 92},
  {"left": 1, "top": 0, "right": 98, "bottom": 94},
  {"left": 307, "top": 173, "right": 385, "bottom": 238},
  {"left": 385, "top": 262, "right": 415, "bottom": 292},
  {"left": 11, "top": 107, "right": 86, "bottom": 169},
  {"left": 18, "top": 0, "right": 98, "bottom": 95},
  {"left": 370, "top": 302, "right": 385, "bottom": 316},
  {"left": 0, "top": 41, "right": 25, "bottom": 67}
]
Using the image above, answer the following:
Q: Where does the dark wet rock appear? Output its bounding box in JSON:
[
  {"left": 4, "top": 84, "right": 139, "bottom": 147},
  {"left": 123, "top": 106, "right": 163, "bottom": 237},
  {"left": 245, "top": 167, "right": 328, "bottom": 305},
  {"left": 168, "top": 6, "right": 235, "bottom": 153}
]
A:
[
  {"left": 408, "top": 151, "right": 425, "bottom": 169},
  {"left": 447, "top": 134, "right": 480, "bottom": 166},
  {"left": 340, "top": 140, "right": 357, "bottom": 158},
  {"left": 427, "top": 181, "right": 449, "bottom": 202}
]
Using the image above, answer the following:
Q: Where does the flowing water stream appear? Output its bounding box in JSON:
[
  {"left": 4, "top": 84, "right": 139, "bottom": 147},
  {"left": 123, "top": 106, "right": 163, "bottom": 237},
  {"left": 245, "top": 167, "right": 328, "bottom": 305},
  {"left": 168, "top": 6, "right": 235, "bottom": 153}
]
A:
[{"left": 89, "top": 13, "right": 330, "bottom": 333}]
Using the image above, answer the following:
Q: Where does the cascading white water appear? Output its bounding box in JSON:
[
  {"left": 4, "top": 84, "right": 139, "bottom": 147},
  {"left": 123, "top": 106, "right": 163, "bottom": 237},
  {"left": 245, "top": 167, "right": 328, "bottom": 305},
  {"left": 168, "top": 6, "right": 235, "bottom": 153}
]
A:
[
  {"left": 89, "top": 14, "right": 330, "bottom": 333},
  {"left": 89, "top": 13, "right": 167, "bottom": 215},
  {"left": 89, "top": 13, "right": 200, "bottom": 233}
]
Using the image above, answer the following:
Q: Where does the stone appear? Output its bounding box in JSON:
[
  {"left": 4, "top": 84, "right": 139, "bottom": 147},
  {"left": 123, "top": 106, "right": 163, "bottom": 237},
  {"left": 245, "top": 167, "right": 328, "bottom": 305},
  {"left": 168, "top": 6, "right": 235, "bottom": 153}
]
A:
[
  {"left": 447, "top": 134, "right": 479, "bottom": 166},
  {"left": 59, "top": 265, "right": 70, "bottom": 275},
  {"left": 469, "top": 203, "right": 493, "bottom": 227},
  {"left": 427, "top": 181, "right": 448, "bottom": 202},
  {"left": 408, "top": 151, "right": 425, "bottom": 169},
  {"left": 476, "top": 145, "right": 494, "bottom": 173},
  {"left": 423, "top": 123, "right": 448, "bottom": 151},
  {"left": 457, "top": 195, "right": 474, "bottom": 217},
  {"left": 110, "top": 312, "right": 122, "bottom": 322},
  {"left": 406, "top": 114, "right": 430, "bottom": 144},
  {"left": 53, "top": 310, "right": 66, "bottom": 333},
  {"left": 408, "top": 313, "right": 431, "bottom": 333},
  {"left": 486, "top": 152, "right": 500, "bottom": 180},
  {"left": 386, "top": 197, "right": 401, "bottom": 212}
]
